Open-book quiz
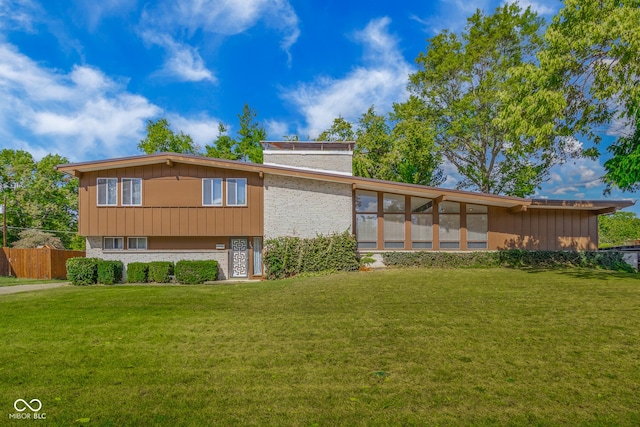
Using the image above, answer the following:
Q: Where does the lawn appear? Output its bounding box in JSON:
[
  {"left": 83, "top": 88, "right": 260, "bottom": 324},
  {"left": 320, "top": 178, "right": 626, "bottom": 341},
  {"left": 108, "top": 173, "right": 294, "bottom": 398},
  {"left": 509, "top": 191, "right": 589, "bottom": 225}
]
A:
[
  {"left": 0, "top": 276, "right": 67, "bottom": 286},
  {"left": 1, "top": 268, "right": 639, "bottom": 426}
]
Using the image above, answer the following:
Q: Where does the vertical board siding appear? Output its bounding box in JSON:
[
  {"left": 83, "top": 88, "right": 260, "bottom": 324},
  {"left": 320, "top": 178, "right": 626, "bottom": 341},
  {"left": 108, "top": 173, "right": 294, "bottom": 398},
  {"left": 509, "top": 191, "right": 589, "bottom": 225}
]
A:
[
  {"left": 0, "top": 248, "right": 85, "bottom": 279},
  {"left": 79, "top": 163, "right": 264, "bottom": 237}
]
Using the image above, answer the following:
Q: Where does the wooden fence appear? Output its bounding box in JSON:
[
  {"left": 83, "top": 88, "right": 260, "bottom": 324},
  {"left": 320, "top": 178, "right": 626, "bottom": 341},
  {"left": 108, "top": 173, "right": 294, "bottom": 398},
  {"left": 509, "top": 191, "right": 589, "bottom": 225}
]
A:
[{"left": 0, "top": 248, "right": 85, "bottom": 280}]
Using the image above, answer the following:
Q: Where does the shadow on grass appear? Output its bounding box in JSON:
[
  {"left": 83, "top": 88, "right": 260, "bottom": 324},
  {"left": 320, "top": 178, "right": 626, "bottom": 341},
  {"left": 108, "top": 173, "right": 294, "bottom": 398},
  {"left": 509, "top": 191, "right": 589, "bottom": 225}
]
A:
[{"left": 511, "top": 266, "right": 640, "bottom": 281}]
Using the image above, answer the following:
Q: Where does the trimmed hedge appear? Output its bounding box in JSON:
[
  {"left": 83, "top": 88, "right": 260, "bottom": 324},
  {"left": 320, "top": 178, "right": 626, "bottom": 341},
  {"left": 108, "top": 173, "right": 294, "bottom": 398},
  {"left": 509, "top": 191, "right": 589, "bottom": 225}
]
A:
[
  {"left": 66, "top": 257, "right": 100, "bottom": 285},
  {"left": 148, "top": 261, "right": 174, "bottom": 283},
  {"left": 97, "top": 260, "right": 123, "bottom": 285},
  {"left": 175, "top": 260, "right": 218, "bottom": 284},
  {"left": 264, "top": 231, "right": 359, "bottom": 279},
  {"left": 382, "top": 249, "right": 635, "bottom": 273},
  {"left": 126, "top": 262, "right": 149, "bottom": 283}
]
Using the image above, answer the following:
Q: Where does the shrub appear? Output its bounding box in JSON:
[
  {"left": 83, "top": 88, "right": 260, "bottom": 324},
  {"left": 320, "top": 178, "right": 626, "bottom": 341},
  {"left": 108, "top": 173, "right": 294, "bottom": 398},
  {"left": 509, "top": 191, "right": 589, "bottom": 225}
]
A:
[
  {"left": 66, "top": 257, "right": 99, "bottom": 285},
  {"left": 97, "top": 260, "right": 123, "bottom": 285},
  {"left": 264, "top": 231, "right": 359, "bottom": 279},
  {"left": 127, "top": 262, "right": 149, "bottom": 283},
  {"left": 383, "top": 251, "right": 501, "bottom": 268},
  {"left": 175, "top": 260, "right": 218, "bottom": 284},
  {"left": 148, "top": 261, "right": 174, "bottom": 283}
]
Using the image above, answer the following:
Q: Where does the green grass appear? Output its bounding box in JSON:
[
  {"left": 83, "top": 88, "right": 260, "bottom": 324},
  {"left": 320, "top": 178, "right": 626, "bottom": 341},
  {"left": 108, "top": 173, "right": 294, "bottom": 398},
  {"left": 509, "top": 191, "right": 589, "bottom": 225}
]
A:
[
  {"left": 1, "top": 268, "right": 639, "bottom": 426},
  {"left": 0, "top": 276, "right": 67, "bottom": 286}
]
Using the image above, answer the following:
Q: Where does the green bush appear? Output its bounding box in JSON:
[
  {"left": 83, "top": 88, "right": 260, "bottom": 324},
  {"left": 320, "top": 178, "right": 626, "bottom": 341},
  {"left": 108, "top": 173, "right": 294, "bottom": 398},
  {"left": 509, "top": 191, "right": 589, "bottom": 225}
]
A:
[
  {"left": 148, "top": 261, "right": 174, "bottom": 283},
  {"left": 175, "top": 260, "right": 219, "bottom": 284},
  {"left": 97, "top": 260, "right": 123, "bottom": 285},
  {"left": 66, "top": 257, "right": 99, "bottom": 285},
  {"left": 126, "top": 262, "right": 149, "bottom": 283},
  {"left": 264, "top": 231, "right": 359, "bottom": 279},
  {"left": 381, "top": 250, "right": 635, "bottom": 273}
]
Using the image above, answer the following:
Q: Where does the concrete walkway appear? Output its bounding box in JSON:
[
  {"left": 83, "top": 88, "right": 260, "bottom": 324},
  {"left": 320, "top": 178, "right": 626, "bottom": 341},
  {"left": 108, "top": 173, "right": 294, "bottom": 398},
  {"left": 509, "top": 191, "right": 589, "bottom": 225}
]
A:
[{"left": 0, "top": 282, "right": 70, "bottom": 295}]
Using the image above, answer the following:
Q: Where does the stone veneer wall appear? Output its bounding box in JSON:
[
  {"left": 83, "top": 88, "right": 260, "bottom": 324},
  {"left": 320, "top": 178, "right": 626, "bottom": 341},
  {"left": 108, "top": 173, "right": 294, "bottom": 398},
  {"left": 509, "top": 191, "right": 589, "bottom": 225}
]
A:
[
  {"left": 263, "top": 174, "right": 352, "bottom": 240},
  {"left": 263, "top": 152, "right": 353, "bottom": 175},
  {"left": 85, "top": 237, "right": 229, "bottom": 280}
]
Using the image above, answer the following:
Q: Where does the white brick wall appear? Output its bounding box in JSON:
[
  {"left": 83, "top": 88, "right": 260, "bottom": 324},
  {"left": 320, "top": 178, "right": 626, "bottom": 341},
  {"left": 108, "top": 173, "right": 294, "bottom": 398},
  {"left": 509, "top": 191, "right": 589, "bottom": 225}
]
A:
[
  {"left": 263, "top": 174, "right": 352, "bottom": 240},
  {"left": 86, "top": 237, "right": 229, "bottom": 280},
  {"left": 263, "top": 151, "right": 353, "bottom": 175}
]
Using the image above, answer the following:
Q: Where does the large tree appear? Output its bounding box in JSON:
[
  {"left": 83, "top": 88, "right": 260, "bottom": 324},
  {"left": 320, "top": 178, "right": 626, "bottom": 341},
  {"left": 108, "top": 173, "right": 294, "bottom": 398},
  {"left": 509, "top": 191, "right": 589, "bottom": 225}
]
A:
[
  {"left": 138, "top": 118, "right": 198, "bottom": 154},
  {"left": 206, "top": 104, "right": 266, "bottom": 163},
  {"left": 401, "top": 4, "right": 559, "bottom": 197}
]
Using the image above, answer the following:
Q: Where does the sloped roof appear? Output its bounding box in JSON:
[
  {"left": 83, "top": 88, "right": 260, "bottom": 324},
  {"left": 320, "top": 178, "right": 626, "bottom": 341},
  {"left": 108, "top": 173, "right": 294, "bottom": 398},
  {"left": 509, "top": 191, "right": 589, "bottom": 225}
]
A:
[{"left": 56, "top": 152, "right": 635, "bottom": 213}]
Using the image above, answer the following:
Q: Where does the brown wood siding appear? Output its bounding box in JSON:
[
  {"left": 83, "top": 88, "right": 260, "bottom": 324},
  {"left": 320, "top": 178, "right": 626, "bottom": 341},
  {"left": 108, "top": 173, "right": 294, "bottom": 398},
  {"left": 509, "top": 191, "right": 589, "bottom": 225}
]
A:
[
  {"left": 78, "top": 163, "right": 263, "bottom": 237},
  {"left": 488, "top": 207, "right": 597, "bottom": 250}
]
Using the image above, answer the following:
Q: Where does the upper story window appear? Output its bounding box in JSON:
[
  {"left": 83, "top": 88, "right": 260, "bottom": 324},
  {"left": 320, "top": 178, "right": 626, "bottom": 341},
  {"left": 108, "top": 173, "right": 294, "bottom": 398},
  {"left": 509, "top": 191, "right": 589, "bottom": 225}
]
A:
[
  {"left": 226, "top": 178, "right": 247, "bottom": 206},
  {"left": 121, "top": 178, "right": 142, "bottom": 206},
  {"left": 203, "top": 178, "right": 223, "bottom": 206},
  {"left": 97, "top": 178, "right": 117, "bottom": 206}
]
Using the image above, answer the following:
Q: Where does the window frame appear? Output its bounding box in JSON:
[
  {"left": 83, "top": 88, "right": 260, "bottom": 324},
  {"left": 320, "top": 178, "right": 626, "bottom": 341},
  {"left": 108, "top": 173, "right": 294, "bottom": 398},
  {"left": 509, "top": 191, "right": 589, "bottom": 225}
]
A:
[
  {"left": 103, "top": 237, "right": 124, "bottom": 250},
  {"left": 97, "top": 178, "right": 118, "bottom": 206},
  {"left": 202, "top": 178, "right": 223, "bottom": 207},
  {"left": 121, "top": 178, "right": 142, "bottom": 206},
  {"left": 226, "top": 178, "right": 248, "bottom": 207},
  {"left": 127, "top": 237, "right": 148, "bottom": 250}
]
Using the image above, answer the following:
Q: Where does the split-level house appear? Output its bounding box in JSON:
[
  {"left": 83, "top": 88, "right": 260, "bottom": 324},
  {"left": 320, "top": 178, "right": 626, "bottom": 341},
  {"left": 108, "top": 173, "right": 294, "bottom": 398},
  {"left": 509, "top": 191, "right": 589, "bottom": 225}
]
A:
[{"left": 56, "top": 142, "right": 634, "bottom": 279}]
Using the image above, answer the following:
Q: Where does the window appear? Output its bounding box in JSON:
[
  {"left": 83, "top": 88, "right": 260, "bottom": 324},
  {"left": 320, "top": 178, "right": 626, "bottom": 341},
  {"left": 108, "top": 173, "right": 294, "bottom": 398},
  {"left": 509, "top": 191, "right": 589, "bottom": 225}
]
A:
[
  {"left": 103, "top": 237, "right": 123, "bottom": 250},
  {"left": 384, "top": 193, "right": 405, "bottom": 249},
  {"left": 355, "top": 190, "right": 378, "bottom": 249},
  {"left": 467, "top": 204, "right": 488, "bottom": 249},
  {"left": 97, "top": 178, "right": 117, "bottom": 206},
  {"left": 226, "top": 178, "right": 247, "bottom": 206},
  {"left": 122, "top": 178, "right": 142, "bottom": 205},
  {"left": 127, "top": 237, "right": 147, "bottom": 250},
  {"left": 411, "top": 197, "right": 433, "bottom": 249},
  {"left": 203, "top": 178, "right": 223, "bottom": 206},
  {"left": 439, "top": 201, "right": 460, "bottom": 249}
]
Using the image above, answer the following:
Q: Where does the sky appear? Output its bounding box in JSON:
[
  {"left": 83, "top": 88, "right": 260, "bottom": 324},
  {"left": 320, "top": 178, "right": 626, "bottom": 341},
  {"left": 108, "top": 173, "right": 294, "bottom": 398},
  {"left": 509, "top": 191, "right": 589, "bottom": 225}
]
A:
[{"left": 0, "top": 0, "right": 636, "bottom": 212}]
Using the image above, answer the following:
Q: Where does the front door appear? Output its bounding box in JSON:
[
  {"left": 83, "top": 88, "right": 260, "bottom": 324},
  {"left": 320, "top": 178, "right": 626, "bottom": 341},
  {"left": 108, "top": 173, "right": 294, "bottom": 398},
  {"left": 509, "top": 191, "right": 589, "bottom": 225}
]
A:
[{"left": 230, "top": 238, "right": 249, "bottom": 278}]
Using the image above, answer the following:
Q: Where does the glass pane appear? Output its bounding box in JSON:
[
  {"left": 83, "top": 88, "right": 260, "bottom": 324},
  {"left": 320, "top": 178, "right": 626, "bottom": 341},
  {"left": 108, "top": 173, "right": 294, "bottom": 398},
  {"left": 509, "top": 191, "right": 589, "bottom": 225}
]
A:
[
  {"left": 439, "top": 201, "right": 460, "bottom": 213},
  {"left": 466, "top": 204, "right": 487, "bottom": 214},
  {"left": 253, "top": 237, "right": 263, "bottom": 276},
  {"left": 384, "top": 241, "right": 405, "bottom": 249},
  {"left": 357, "top": 242, "right": 377, "bottom": 249},
  {"left": 411, "top": 197, "right": 433, "bottom": 213},
  {"left": 468, "top": 242, "right": 488, "bottom": 249},
  {"left": 123, "top": 179, "right": 131, "bottom": 204},
  {"left": 411, "top": 214, "right": 433, "bottom": 241},
  {"left": 440, "top": 241, "right": 460, "bottom": 249},
  {"left": 384, "top": 214, "right": 405, "bottom": 241},
  {"left": 213, "top": 179, "right": 222, "bottom": 205},
  {"left": 356, "top": 214, "right": 377, "bottom": 242},
  {"left": 237, "top": 179, "right": 247, "bottom": 205},
  {"left": 97, "top": 179, "right": 106, "bottom": 205},
  {"left": 128, "top": 238, "right": 136, "bottom": 249},
  {"left": 133, "top": 179, "right": 142, "bottom": 204},
  {"left": 227, "top": 179, "right": 237, "bottom": 205},
  {"left": 107, "top": 179, "right": 117, "bottom": 205},
  {"left": 203, "top": 179, "right": 212, "bottom": 205},
  {"left": 138, "top": 238, "right": 147, "bottom": 250},
  {"left": 355, "top": 190, "right": 377, "bottom": 212},
  {"left": 439, "top": 214, "right": 460, "bottom": 240},
  {"left": 467, "top": 214, "right": 488, "bottom": 241},
  {"left": 383, "top": 193, "right": 405, "bottom": 213},
  {"left": 116, "top": 238, "right": 123, "bottom": 249},
  {"left": 104, "top": 238, "right": 113, "bottom": 249},
  {"left": 412, "top": 241, "right": 432, "bottom": 249}
]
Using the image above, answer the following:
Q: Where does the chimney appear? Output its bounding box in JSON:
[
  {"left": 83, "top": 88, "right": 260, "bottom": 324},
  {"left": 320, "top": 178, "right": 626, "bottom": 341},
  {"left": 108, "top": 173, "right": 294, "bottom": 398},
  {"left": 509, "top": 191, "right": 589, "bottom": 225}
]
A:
[{"left": 261, "top": 141, "right": 354, "bottom": 176}]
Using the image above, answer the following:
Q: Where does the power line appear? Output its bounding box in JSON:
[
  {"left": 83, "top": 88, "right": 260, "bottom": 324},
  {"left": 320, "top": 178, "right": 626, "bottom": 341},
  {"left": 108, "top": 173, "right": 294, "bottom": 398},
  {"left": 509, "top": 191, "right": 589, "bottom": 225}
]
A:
[{"left": 6, "top": 226, "right": 79, "bottom": 235}]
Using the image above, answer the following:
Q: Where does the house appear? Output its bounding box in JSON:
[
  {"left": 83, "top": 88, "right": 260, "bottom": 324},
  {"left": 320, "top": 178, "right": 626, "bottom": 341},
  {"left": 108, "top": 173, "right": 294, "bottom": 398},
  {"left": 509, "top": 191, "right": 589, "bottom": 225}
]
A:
[{"left": 56, "top": 142, "right": 634, "bottom": 279}]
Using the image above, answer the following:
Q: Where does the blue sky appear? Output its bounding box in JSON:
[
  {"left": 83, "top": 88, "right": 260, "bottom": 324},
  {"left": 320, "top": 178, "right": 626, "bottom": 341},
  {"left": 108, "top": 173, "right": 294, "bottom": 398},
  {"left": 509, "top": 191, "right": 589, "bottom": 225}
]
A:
[{"left": 0, "top": 0, "right": 636, "bottom": 211}]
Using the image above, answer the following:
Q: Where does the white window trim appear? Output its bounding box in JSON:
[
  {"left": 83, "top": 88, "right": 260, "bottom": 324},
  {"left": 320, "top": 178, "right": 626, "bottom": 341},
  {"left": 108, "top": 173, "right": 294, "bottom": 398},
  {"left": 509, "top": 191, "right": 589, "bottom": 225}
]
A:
[
  {"left": 202, "top": 178, "right": 223, "bottom": 206},
  {"left": 127, "top": 237, "right": 148, "bottom": 250},
  {"left": 226, "top": 178, "right": 247, "bottom": 207},
  {"left": 121, "top": 178, "right": 143, "bottom": 206},
  {"left": 103, "top": 237, "right": 124, "bottom": 250},
  {"left": 97, "top": 177, "right": 118, "bottom": 206}
]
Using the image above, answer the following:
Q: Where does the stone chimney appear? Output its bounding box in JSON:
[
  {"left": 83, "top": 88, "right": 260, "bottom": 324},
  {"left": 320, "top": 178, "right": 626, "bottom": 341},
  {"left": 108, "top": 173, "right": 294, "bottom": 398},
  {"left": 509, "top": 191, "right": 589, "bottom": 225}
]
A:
[{"left": 261, "top": 141, "right": 354, "bottom": 176}]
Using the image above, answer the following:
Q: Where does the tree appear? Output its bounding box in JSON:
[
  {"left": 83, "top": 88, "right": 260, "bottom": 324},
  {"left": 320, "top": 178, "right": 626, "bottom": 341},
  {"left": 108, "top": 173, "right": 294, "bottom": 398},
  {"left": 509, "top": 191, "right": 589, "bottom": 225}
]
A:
[
  {"left": 513, "top": 0, "right": 640, "bottom": 192},
  {"left": 205, "top": 104, "right": 266, "bottom": 163},
  {"left": 12, "top": 230, "right": 64, "bottom": 249},
  {"left": 401, "top": 4, "right": 557, "bottom": 197},
  {"left": 317, "top": 116, "right": 355, "bottom": 141},
  {"left": 598, "top": 211, "right": 640, "bottom": 248},
  {"left": 138, "top": 118, "right": 198, "bottom": 154}
]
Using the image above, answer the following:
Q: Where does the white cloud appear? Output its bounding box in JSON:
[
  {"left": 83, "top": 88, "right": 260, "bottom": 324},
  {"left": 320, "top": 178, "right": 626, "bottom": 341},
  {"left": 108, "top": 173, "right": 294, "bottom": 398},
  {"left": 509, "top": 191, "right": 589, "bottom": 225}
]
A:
[
  {"left": 73, "top": 0, "right": 139, "bottom": 31},
  {"left": 538, "top": 158, "right": 605, "bottom": 197},
  {"left": 264, "top": 119, "right": 291, "bottom": 140},
  {"left": 0, "top": 0, "right": 42, "bottom": 33},
  {"left": 142, "top": 32, "right": 216, "bottom": 83},
  {"left": 168, "top": 114, "right": 223, "bottom": 148},
  {"left": 282, "top": 17, "right": 412, "bottom": 138},
  {"left": 502, "top": 0, "right": 556, "bottom": 16}
]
